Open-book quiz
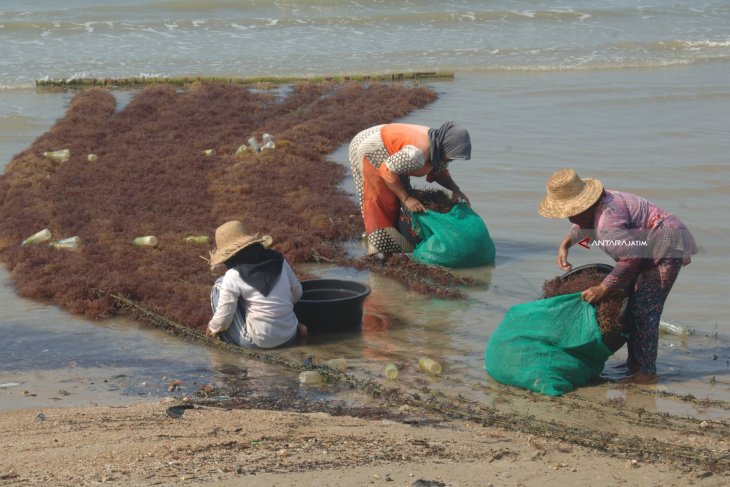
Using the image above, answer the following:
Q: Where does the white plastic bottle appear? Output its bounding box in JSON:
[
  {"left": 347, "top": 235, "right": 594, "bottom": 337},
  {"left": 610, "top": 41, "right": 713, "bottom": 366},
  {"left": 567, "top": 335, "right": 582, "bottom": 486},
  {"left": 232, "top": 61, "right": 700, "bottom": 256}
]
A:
[{"left": 21, "top": 228, "right": 52, "bottom": 246}]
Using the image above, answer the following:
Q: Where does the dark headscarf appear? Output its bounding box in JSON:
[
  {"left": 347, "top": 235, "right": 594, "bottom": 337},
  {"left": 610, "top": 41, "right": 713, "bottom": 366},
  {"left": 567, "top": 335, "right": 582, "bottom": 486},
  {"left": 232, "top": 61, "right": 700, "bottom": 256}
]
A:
[
  {"left": 224, "top": 243, "right": 284, "bottom": 297},
  {"left": 427, "top": 122, "right": 471, "bottom": 170}
]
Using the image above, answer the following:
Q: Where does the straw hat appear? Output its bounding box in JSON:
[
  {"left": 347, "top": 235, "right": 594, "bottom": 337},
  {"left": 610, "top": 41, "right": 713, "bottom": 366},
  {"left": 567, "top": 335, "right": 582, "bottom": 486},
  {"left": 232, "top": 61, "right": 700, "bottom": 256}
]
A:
[
  {"left": 209, "top": 220, "right": 272, "bottom": 268},
  {"left": 538, "top": 168, "right": 604, "bottom": 218}
]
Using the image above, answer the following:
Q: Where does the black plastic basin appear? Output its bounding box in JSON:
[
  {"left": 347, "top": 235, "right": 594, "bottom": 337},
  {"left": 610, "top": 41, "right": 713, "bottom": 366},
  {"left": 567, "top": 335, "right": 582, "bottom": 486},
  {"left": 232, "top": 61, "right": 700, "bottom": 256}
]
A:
[
  {"left": 560, "top": 263, "right": 615, "bottom": 281},
  {"left": 294, "top": 279, "right": 371, "bottom": 334}
]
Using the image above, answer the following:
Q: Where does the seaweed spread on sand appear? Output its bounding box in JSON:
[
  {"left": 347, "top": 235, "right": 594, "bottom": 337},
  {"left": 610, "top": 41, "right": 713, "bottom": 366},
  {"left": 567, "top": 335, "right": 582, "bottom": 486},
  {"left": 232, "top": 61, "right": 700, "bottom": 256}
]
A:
[{"left": 0, "top": 81, "right": 478, "bottom": 333}]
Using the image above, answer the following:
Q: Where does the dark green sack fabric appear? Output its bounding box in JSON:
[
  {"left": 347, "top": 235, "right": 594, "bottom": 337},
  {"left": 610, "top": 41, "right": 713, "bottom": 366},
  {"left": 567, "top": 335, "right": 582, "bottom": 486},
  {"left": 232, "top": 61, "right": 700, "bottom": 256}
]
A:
[
  {"left": 411, "top": 203, "right": 496, "bottom": 268},
  {"left": 484, "top": 293, "right": 612, "bottom": 396}
]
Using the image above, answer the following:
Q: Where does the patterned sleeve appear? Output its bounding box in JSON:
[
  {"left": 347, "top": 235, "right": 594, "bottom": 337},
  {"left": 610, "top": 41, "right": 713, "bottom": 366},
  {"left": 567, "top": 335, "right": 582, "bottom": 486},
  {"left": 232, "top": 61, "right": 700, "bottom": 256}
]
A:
[
  {"left": 382, "top": 145, "right": 425, "bottom": 176},
  {"left": 599, "top": 197, "right": 642, "bottom": 289},
  {"left": 567, "top": 223, "right": 585, "bottom": 244}
]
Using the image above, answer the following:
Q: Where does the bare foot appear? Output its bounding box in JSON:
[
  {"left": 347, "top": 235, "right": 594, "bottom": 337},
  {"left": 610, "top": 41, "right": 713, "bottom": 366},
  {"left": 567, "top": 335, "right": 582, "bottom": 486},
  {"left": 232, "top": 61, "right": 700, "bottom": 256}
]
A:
[{"left": 620, "top": 373, "right": 658, "bottom": 385}]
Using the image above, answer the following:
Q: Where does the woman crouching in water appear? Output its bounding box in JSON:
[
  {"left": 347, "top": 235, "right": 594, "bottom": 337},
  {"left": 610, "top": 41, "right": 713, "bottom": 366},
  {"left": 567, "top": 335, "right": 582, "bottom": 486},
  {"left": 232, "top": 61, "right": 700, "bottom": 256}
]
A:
[{"left": 206, "top": 220, "right": 307, "bottom": 348}]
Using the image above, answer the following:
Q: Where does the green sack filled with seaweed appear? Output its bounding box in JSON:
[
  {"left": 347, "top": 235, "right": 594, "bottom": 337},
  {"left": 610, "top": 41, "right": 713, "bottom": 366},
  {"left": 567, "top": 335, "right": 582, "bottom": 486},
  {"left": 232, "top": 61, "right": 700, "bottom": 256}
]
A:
[
  {"left": 484, "top": 293, "right": 612, "bottom": 396},
  {"left": 410, "top": 203, "right": 495, "bottom": 268}
]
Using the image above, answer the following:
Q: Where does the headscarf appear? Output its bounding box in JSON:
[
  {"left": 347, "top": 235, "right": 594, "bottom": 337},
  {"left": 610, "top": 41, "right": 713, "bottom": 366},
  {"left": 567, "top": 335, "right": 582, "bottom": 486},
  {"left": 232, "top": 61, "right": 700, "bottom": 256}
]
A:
[
  {"left": 427, "top": 122, "right": 471, "bottom": 169},
  {"left": 225, "top": 243, "right": 285, "bottom": 297}
]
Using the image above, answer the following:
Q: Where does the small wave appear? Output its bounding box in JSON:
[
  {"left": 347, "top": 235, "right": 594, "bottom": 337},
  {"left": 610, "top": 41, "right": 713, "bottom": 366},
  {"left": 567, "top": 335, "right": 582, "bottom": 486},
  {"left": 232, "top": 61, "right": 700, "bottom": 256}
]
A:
[{"left": 0, "top": 83, "right": 36, "bottom": 90}]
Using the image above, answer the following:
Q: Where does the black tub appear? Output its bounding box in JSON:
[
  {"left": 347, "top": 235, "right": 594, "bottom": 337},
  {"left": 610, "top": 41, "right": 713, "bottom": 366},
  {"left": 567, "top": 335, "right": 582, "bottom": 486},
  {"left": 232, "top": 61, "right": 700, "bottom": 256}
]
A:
[{"left": 294, "top": 279, "right": 371, "bottom": 334}]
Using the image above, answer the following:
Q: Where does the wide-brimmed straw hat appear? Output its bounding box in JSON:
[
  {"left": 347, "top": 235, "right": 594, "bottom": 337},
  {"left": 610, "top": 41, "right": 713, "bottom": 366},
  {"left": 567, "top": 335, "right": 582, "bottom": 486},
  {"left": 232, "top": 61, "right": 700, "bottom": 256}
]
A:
[
  {"left": 538, "top": 168, "right": 604, "bottom": 218},
  {"left": 209, "top": 220, "right": 272, "bottom": 269}
]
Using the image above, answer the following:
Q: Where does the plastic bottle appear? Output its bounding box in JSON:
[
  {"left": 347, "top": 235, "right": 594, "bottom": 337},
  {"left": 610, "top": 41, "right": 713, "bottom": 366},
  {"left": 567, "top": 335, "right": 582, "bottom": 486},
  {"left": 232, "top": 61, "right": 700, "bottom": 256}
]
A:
[
  {"left": 43, "top": 149, "right": 70, "bottom": 162},
  {"left": 184, "top": 235, "right": 210, "bottom": 245},
  {"left": 235, "top": 144, "right": 248, "bottom": 159},
  {"left": 298, "top": 371, "right": 323, "bottom": 385},
  {"left": 21, "top": 228, "right": 52, "bottom": 246},
  {"left": 261, "top": 133, "right": 275, "bottom": 150},
  {"left": 87, "top": 154, "right": 98, "bottom": 162},
  {"left": 49, "top": 236, "right": 81, "bottom": 249},
  {"left": 248, "top": 137, "right": 261, "bottom": 153},
  {"left": 133, "top": 236, "right": 158, "bottom": 247},
  {"left": 324, "top": 358, "right": 347, "bottom": 372},
  {"left": 659, "top": 320, "right": 693, "bottom": 336},
  {"left": 418, "top": 357, "right": 442, "bottom": 375},
  {"left": 384, "top": 363, "right": 399, "bottom": 380},
  {"left": 201, "top": 149, "right": 216, "bottom": 156}
]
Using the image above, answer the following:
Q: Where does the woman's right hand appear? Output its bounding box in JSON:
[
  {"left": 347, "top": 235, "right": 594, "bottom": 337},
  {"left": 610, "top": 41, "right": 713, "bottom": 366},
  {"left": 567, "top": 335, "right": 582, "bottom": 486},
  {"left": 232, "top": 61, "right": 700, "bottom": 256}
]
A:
[
  {"left": 404, "top": 196, "right": 426, "bottom": 213},
  {"left": 557, "top": 244, "right": 572, "bottom": 271}
]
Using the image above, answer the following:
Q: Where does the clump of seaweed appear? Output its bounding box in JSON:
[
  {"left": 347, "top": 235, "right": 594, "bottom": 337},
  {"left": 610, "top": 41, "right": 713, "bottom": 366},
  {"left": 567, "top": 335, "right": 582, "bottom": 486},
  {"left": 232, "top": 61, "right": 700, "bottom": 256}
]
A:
[
  {"left": 0, "top": 81, "right": 440, "bottom": 331},
  {"left": 542, "top": 268, "right": 627, "bottom": 352},
  {"left": 339, "top": 254, "right": 479, "bottom": 299},
  {"left": 410, "top": 188, "right": 454, "bottom": 213}
]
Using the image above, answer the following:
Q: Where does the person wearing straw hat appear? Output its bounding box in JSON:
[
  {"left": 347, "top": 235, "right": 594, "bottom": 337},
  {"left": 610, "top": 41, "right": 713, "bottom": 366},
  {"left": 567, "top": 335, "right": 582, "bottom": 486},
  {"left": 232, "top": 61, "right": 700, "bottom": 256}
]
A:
[
  {"left": 539, "top": 168, "right": 697, "bottom": 383},
  {"left": 206, "top": 220, "right": 307, "bottom": 348},
  {"left": 348, "top": 122, "right": 472, "bottom": 256}
]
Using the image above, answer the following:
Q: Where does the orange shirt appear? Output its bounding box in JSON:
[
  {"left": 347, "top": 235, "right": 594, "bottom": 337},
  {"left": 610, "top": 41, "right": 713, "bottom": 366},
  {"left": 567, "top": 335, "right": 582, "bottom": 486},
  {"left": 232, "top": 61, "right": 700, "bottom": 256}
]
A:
[{"left": 378, "top": 124, "right": 433, "bottom": 184}]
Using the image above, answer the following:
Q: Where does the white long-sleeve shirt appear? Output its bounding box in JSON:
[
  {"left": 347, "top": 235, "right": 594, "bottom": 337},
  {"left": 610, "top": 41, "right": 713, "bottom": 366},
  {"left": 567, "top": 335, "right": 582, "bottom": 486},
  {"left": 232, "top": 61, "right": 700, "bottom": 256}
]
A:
[{"left": 208, "top": 260, "right": 302, "bottom": 349}]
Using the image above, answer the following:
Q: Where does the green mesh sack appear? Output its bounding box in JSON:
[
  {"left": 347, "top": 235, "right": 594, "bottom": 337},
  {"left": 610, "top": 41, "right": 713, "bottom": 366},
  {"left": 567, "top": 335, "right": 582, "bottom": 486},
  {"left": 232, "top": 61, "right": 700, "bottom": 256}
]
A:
[
  {"left": 484, "top": 293, "right": 612, "bottom": 396},
  {"left": 411, "top": 203, "right": 496, "bottom": 268}
]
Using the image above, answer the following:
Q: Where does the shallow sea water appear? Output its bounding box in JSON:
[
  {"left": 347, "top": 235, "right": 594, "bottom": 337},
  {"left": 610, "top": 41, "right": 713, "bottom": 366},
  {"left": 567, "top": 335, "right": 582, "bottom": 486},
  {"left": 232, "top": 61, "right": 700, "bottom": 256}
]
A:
[{"left": 1, "top": 1, "right": 729, "bottom": 416}]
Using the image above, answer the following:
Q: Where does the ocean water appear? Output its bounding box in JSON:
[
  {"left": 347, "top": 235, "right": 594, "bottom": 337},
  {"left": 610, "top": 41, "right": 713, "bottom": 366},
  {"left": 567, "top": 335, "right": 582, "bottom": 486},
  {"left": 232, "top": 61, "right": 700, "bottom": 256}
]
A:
[{"left": 1, "top": 1, "right": 729, "bottom": 412}]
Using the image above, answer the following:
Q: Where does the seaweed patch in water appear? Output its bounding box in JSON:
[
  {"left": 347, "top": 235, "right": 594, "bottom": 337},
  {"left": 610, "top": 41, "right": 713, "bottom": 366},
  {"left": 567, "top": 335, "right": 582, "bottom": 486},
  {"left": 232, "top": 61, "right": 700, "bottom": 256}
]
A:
[{"left": 0, "top": 81, "right": 441, "bottom": 331}]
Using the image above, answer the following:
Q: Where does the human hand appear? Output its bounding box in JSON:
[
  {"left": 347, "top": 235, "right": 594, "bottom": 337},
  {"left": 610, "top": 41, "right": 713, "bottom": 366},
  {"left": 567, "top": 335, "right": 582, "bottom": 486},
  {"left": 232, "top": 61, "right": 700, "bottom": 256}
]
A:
[
  {"left": 581, "top": 284, "right": 609, "bottom": 304},
  {"left": 557, "top": 245, "right": 572, "bottom": 271},
  {"left": 205, "top": 327, "right": 220, "bottom": 338},
  {"left": 452, "top": 190, "right": 470, "bottom": 206},
  {"left": 404, "top": 196, "right": 426, "bottom": 213}
]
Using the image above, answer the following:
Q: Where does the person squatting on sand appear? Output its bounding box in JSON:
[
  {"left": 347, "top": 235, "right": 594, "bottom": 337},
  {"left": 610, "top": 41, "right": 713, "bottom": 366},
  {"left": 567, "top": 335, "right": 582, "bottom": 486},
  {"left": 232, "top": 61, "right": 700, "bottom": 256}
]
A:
[
  {"left": 206, "top": 220, "right": 307, "bottom": 348},
  {"left": 348, "top": 121, "right": 472, "bottom": 256},
  {"left": 539, "top": 168, "right": 697, "bottom": 383}
]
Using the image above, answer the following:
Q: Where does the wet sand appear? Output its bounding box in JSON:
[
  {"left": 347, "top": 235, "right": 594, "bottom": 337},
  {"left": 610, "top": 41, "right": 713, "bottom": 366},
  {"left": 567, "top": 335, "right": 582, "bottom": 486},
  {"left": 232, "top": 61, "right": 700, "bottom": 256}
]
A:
[
  {"left": 2, "top": 350, "right": 728, "bottom": 486},
  {"left": 0, "top": 397, "right": 726, "bottom": 487}
]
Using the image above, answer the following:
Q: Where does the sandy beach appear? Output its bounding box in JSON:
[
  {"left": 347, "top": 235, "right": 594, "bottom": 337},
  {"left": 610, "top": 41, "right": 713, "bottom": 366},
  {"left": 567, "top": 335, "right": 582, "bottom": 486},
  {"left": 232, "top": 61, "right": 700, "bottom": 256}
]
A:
[
  {"left": 0, "top": 400, "right": 726, "bottom": 487},
  {"left": 2, "top": 366, "right": 728, "bottom": 487}
]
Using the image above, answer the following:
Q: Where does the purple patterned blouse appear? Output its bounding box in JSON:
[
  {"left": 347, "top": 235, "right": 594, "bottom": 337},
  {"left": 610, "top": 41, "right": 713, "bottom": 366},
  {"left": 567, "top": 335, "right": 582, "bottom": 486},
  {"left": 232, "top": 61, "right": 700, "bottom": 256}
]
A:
[{"left": 568, "top": 190, "right": 697, "bottom": 288}]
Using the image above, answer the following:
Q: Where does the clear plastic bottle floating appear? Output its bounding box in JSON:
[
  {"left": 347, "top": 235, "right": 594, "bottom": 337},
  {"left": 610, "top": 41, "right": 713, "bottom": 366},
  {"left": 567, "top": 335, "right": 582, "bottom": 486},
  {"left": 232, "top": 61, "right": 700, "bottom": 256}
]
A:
[
  {"left": 133, "top": 236, "right": 158, "bottom": 247},
  {"left": 49, "top": 236, "right": 81, "bottom": 249},
  {"left": 43, "top": 149, "right": 70, "bottom": 162},
  {"left": 21, "top": 228, "right": 52, "bottom": 246},
  {"left": 201, "top": 149, "right": 216, "bottom": 156},
  {"left": 324, "top": 358, "right": 346, "bottom": 372},
  {"left": 261, "top": 133, "right": 275, "bottom": 150},
  {"left": 298, "top": 371, "right": 323, "bottom": 385},
  {"left": 384, "top": 363, "right": 399, "bottom": 380},
  {"left": 659, "top": 320, "right": 693, "bottom": 336},
  {"left": 248, "top": 137, "right": 261, "bottom": 153},
  {"left": 87, "top": 154, "right": 98, "bottom": 162},
  {"left": 418, "top": 357, "right": 442, "bottom": 375},
  {"left": 183, "top": 235, "right": 210, "bottom": 245}
]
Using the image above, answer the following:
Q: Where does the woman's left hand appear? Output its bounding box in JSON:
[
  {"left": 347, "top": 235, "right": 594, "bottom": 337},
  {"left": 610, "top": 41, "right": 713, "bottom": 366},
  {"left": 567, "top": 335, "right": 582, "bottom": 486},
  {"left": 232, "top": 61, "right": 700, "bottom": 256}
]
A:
[
  {"left": 452, "top": 190, "right": 470, "bottom": 205},
  {"left": 205, "top": 327, "right": 220, "bottom": 338},
  {"left": 581, "top": 284, "right": 609, "bottom": 304}
]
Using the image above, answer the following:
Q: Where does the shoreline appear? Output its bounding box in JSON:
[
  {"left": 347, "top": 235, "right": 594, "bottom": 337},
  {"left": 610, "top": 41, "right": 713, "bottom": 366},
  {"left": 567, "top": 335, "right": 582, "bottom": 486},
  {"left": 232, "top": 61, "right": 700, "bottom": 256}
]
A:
[
  {"left": 2, "top": 362, "right": 728, "bottom": 486},
  {"left": 1, "top": 398, "right": 726, "bottom": 487}
]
